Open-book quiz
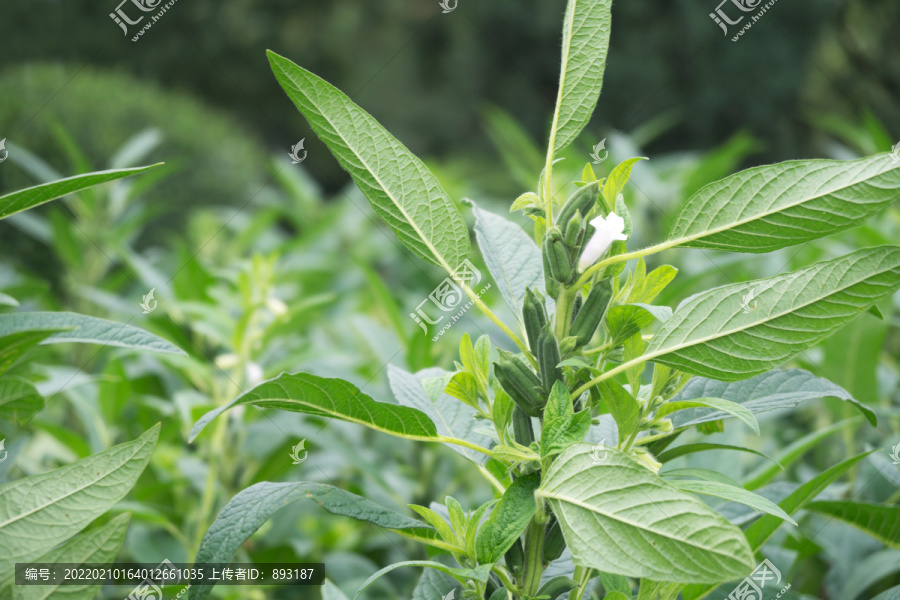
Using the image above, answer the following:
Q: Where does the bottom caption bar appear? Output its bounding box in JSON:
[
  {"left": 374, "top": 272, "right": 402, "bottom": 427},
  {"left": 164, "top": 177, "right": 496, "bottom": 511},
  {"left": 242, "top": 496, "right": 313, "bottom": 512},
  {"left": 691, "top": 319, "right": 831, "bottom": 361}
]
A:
[{"left": 16, "top": 562, "right": 325, "bottom": 586}]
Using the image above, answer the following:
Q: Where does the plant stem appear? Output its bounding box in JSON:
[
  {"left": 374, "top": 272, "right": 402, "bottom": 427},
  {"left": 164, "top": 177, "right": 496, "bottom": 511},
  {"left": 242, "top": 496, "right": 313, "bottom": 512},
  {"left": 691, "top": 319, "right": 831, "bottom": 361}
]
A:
[
  {"left": 570, "top": 566, "right": 594, "bottom": 600},
  {"left": 436, "top": 436, "right": 495, "bottom": 459},
  {"left": 491, "top": 565, "right": 522, "bottom": 596},
  {"left": 194, "top": 412, "right": 227, "bottom": 554},
  {"left": 575, "top": 239, "right": 680, "bottom": 288},
  {"left": 572, "top": 353, "right": 650, "bottom": 398},
  {"left": 554, "top": 287, "right": 574, "bottom": 340},
  {"left": 521, "top": 518, "right": 548, "bottom": 596},
  {"left": 477, "top": 464, "right": 507, "bottom": 494},
  {"left": 461, "top": 282, "right": 534, "bottom": 363}
]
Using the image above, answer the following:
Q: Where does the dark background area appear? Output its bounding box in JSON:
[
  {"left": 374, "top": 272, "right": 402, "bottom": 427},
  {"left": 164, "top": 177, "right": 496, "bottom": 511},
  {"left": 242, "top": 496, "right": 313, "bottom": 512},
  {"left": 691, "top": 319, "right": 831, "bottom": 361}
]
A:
[{"left": 1, "top": 0, "right": 899, "bottom": 201}]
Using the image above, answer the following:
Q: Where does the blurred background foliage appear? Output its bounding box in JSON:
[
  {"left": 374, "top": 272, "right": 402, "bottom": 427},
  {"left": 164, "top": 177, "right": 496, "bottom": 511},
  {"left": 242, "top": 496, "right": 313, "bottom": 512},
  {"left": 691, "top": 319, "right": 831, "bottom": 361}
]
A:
[{"left": 1, "top": 0, "right": 899, "bottom": 598}]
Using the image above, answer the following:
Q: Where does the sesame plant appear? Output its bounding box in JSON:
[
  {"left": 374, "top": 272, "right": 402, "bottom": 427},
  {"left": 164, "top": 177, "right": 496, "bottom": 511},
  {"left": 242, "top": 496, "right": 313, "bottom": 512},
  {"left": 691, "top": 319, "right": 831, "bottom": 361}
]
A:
[
  {"left": 189, "top": 1, "right": 900, "bottom": 599},
  {"left": 0, "top": 165, "right": 185, "bottom": 598}
]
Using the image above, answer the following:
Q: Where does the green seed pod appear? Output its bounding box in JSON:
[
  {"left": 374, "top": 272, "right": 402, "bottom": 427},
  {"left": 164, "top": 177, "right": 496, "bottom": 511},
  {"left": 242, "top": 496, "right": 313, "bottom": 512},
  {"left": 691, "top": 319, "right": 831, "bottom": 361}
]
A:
[
  {"left": 543, "top": 516, "right": 567, "bottom": 562},
  {"left": 563, "top": 211, "right": 585, "bottom": 249},
  {"left": 544, "top": 227, "right": 574, "bottom": 284},
  {"left": 537, "top": 324, "right": 562, "bottom": 394},
  {"left": 570, "top": 278, "right": 613, "bottom": 346},
  {"left": 495, "top": 351, "right": 545, "bottom": 417},
  {"left": 511, "top": 406, "right": 535, "bottom": 447},
  {"left": 536, "top": 576, "right": 577, "bottom": 600},
  {"left": 570, "top": 293, "right": 583, "bottom": 325},
  {"left": 522, "top": 288, "right": 548, "bottom": 354},
  {"left": 543, "top": 247, "right": 560, "bottom": 297},
  {"left": 556, "top": 180, "right": 600, "bottom": 231}
]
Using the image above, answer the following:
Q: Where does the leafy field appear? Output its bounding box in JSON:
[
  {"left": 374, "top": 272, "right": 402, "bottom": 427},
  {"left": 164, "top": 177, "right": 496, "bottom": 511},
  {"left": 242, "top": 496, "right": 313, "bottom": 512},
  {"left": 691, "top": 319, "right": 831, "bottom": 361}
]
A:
[{"left": 1, "top": 1, "right": 900, "bottom": 600}]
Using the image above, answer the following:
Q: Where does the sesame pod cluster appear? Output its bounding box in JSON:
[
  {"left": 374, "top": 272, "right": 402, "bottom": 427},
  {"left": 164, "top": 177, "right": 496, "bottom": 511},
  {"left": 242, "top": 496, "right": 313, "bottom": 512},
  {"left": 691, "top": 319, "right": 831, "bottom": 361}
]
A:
[
  {"left": 537, "top": 324, "right": 562, "bottom": 395},
  {"left": 522, "top": 288, "right": 548, "bottom": 353},
  {"left": 556, "top": 181, "right": 600, "bottom": 235},
  {"left": 570, "top": 277, "right": 613, "bottom": 346},
  {"left": 544, "top": 226, "right": 574, "bottom": 284},
  {"left": 495, "top": 350, "right": 546, "bottom": 417},
  {"left": 543, "top": 183, "right": 600, "bottom": 288},
  {"left": 511, "top": 406, "right": 535, "bottom": 446}
]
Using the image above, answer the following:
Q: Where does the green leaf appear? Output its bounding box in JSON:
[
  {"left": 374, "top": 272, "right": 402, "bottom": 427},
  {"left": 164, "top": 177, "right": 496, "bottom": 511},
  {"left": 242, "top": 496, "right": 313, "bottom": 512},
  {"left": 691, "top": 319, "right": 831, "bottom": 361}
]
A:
[
  {"left": 656, "top": 443, "right": 778, "bottom": 466},
  {"left": 473, "top": 205, "right": 544, "bottom": 319},
  {"left": 598, "top": 572, "right": 632, "bottom": 596},
  {"left": 606, "top": 303, "right": 672, "bottom": 346},
  {"left": 190, "top": 481, "right": 428, "bottom": 600},
  {"left": 743, "top": 418, "right": 862, "bottom": 490},
  {"left": 602, "top": 157, "right": 647, "bottom": 208},
  {"left": 14, "top": 513, "right": 130, "bottom": 600},
  {"left": 840, "top": 550, "right": 900, "bottom": 600},
  {"left": 0, "top": 293, "right": 18, "bottom": 307},
  {"left": 0, "top": 312, "right": 185, "bottom": 355},
  {"left": 0, "top": 330, "right": 64, "bottom": 378},
  {"left": 670, "top": 369, "right": 876, "bottom": 428},
  {"left": 548, "top": 0, "right": 614, "bottom": 156},
  {"left": 411, "top": 568, "right": 460, "bottom": 600},
  {"left": 661, "top": 468, "right": 741, "bottom": 488},
  {"left": 666, "top": 155, "right": 900, "bottom": 252},
  {"left": 669, "top": 480, "right": 796, "bottom": 525},
  {"left": 189, "top": 372, "right": 439, "bottom": 443},
  {"left": 744, "top": 452, "right": 869, "bottom": 552},
  {"left": 0, "top": 378, "right": 44, "bottom": 425},
  {"left": 0, "top": 425, "right": 159, "bottom": 583},
  {"left": 645, "top": 247, "right": 900, "bottom": 381},
  {"left": 0, "top": 165, "right": 160, "bottom": 221},
  {"left": 626, "top": 264, "right": 678, "bottom": 305},
  {"left": 475, "top": 473, "right": 540, "bottom": 564},
  {"left": 657, "top": 398, "right": 759, "bottom": 435},
  {"left": 542, "top": 383, "right": 592, "bottom": 457},
  {"left": 268, "top": 51, "right": 469, "bottom": 271},
  {"left": 391, "top": 366, "right": 491, "bottom": 464},
  {"left": 805, "top": 501, "right": 900, "bottom": 549},
  {"left": 604, "top": 592, "right": 631, "bottom": 600},
  {"left": 537, "top": 444, "right": 754, "bottom": 583},
  {"left": 322, "top": 580, "right": 352, "bottom": 600},
  {"left": 823, "top": 313, "right": 887, "bottom": 405},
  {"left": 354, "top": 562, "right": 492, "bottom": 599},
  {"left": 872, "top": 584, "right": 900, "bottom": 600},
  {"left": 597, "top": 379, "right": 640, "bottom": 442}
]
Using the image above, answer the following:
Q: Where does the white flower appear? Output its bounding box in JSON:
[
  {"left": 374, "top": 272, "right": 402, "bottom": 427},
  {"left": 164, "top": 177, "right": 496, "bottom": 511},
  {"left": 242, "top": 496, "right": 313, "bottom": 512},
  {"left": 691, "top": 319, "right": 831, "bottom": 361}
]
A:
[{"left": 577, "top": 212, "right": 628, "bottom": 272}]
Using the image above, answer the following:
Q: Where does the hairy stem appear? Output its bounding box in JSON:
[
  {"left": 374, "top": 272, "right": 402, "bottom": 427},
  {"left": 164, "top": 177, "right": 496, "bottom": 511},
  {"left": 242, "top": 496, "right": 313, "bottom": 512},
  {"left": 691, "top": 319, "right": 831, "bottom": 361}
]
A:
[
  {"left": 572, "top": 353, "right": 652, "bottom": 398},
  {"left": 461, "top": 282, "right": 535, "bottom": 365},
  {"left": 575, "top": 239, "right": 679, "bottom": 288},
  {"left": 492, "top": 565, "right": 522, "bottom": 597},
  {"left": 521, "top": 518, "right": 548, "bottom": 596},
  {"left": 554, "top": 286, "right": 574, "bottom": 340}
]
